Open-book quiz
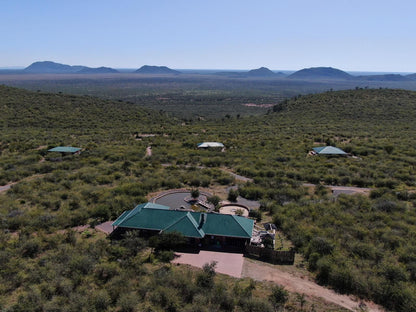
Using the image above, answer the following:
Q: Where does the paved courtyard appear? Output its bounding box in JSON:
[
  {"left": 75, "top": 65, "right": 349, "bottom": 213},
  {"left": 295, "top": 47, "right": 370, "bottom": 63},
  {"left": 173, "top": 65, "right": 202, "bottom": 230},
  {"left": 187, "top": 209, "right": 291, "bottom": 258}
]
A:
[
  {"left": 95, "top": 221, "right": 114, "bottom": 234},
  {"left": 172, "top": 250, "right": 244, "bottom": 278}
]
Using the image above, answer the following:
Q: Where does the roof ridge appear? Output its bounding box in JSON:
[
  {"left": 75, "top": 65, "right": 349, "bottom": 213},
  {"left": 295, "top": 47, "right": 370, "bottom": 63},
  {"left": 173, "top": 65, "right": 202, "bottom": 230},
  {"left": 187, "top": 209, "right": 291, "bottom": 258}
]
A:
[
  {"left": 163, "top": 213, "right": 189, "bottom": 231},
  {"left": 231, "top": 215, "right": 253, "bottom": 237},
  {"left": 162, "top": 212, "right": 205, "bottom": 237},
  {"left": 163, "top": 212, "right": 195, "bottom": 230},
  {"left": 116, "top": 203, "right": 145, "bottom": 225}
]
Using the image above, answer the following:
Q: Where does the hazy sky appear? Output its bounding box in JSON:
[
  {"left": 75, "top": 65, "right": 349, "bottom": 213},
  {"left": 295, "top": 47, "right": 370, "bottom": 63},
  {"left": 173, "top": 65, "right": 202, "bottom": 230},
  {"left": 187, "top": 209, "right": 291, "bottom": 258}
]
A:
[{"left": 1, "top": 0, "right": 415, "bottom": 71}]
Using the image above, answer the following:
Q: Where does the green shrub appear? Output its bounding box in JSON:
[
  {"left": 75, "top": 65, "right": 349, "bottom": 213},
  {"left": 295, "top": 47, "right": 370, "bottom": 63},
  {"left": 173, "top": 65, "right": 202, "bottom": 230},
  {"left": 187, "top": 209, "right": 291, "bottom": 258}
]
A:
[
  {"left": 149, "top": 232, "right": 186, "bottom": 252},
  {"left": 248, "top": 209, "right": 262, "bottom": 222},
  {"left": 228, "top": 189, "right": 239, "bottom": 202},
  {"left": 269, "top": 285, "right": 288, "bottom": 311}
]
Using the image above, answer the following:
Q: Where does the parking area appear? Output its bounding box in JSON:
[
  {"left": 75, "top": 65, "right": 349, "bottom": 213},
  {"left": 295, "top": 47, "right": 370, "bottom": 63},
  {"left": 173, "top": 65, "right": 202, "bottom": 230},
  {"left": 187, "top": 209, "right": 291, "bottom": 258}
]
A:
[{"left": 172, "top": 250, "right": 244, "bottom": 278}]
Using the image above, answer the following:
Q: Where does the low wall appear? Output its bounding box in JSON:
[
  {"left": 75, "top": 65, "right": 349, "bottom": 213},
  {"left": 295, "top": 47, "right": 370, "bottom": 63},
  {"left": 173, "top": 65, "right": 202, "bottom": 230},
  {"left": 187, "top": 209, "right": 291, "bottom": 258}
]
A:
[{"left": 245, "top": 245, "right": 295, "bottom": 265}]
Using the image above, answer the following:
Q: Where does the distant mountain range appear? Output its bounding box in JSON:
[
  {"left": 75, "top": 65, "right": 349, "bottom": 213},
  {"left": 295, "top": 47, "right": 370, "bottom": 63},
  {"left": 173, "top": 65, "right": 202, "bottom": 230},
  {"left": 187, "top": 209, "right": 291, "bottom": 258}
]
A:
[
  {"left": 14, "top": 61, "right": 416, "bottom": 82},
  {"left": 406, "top": 73, "right": 416, "bottom": 80},
  {"left": 134, "top": 65, "right": 180, "bottom": 75},
  {"left": 357, "top": 74, "right": 413, "bottom": 82},
  {"left": 24, "top": 61, "right": 119, "bottom": 74}
]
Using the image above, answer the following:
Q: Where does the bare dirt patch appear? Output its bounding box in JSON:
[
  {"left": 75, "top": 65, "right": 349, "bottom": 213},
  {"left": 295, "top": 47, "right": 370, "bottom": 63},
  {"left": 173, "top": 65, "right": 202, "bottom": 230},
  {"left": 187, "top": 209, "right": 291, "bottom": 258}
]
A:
[
  {"left": 173, "top": 250, "right": 244, "bottom": 278},
  {"left": 0, "top": 174, "right": 47, "bottom": 193},
  {"left": 145, "top": 146, "right": 152, "bottom": 157},
  {"left": 219, "top": 204, "right": 249, "bottom": 217},
  {"left": 242, "top": 103, "right": 276, "bottom": 108},
  {"left": 242, "top": 259, "right": 384, "bottom": 312}
]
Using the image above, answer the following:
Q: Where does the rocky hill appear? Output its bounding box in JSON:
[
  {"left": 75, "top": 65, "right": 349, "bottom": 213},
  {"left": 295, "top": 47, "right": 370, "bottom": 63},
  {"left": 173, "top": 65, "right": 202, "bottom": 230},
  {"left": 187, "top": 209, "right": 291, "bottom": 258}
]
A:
[{"left": 24, "top": 61, "right": 118, "bottom": 74}]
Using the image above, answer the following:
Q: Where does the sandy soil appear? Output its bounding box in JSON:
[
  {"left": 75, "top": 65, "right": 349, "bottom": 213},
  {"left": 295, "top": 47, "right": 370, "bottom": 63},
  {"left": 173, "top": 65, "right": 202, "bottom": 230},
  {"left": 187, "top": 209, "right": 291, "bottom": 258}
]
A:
[
  {"left": 242, "top": 259, "right": 384, "bottom": 312},
  {"left": 0, "top": 174, "right": 47, "bottom": 193},
  {"left": 219, "top": 205, "right": 249, "bottom": 217},
  {"left": 173, "top": 250, "right": 244, "bottom": 278},
  {"left": 0, "top": 183, "right": 14, "bottom": 193},
  {"left": 242, "top": 103, "right": 276, "bottom": 108},
  {"left": 303, "top": 183, "right": 371, "bottom": 195},
  {"left": 145, "top": 146, "right": 152, "bottom": 157},
  {"left": 219, "top": 168, "right": 254, "bottom": 182}
]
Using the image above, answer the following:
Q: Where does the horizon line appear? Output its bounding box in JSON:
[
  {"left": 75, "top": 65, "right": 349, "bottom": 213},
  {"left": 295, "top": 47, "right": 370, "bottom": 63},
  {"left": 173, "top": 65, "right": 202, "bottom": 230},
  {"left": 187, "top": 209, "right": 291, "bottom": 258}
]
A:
[{"left": 0, "top": 65, "right": 414, "bottom": 75}]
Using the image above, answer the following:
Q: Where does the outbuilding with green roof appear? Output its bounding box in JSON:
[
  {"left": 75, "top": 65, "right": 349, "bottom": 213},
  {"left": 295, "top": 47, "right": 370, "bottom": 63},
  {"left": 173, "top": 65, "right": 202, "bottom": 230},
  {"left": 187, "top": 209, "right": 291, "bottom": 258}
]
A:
[
  {"left": 48, "top": 146, "right": 82, "bottom": 154},
  {"left": 312, "top": 146, "right": 347, "bottom": 155}
]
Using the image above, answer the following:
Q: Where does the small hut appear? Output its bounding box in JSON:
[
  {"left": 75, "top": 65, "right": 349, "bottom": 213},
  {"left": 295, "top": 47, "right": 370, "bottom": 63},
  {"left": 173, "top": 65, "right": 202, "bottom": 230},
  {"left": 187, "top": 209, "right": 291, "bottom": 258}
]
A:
[
  {"left": 312, "top": 146, "right": 347, "bottom": 155},
  {"left": 48, "top": 146, "right": 82, "bottom": 155},
  {"left": 197, "top": 142, "right": 224, "bottom": 148}
]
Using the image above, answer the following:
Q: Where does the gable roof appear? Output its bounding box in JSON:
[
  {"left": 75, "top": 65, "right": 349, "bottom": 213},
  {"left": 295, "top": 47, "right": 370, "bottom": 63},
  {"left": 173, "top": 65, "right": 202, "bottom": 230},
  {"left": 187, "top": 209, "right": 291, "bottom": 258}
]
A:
[
  {"left": 112, "top": 202, "right": 170, "bottom": 227},
  {"left": 48, "top": 146, "right": 82, "bottom": 153},
  {"left": 163, "top": 212, "right": 205, "bottom": 238},
  {"left": 112, "top": 203, "right": 253, "bottom": 239},
  {"left": 191, "top": 212, "right": 253, "bottom": 238},
  {"left": 312, "top": 146, "right": 347, "bottom": 155},
  {"left": 197, "top": 142, "right": 224, "bottom": 148}
]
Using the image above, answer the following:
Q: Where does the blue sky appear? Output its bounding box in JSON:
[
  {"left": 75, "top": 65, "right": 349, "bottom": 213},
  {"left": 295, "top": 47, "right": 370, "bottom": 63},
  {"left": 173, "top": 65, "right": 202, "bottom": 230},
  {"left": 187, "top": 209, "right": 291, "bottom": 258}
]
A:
[{"left": 1, "top": 0, "right": 415, "bottom": 72}]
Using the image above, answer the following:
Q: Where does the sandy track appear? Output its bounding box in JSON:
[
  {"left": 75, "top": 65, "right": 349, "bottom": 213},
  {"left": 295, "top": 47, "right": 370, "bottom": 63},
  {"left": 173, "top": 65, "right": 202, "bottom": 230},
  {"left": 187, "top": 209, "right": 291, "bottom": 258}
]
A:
[
  {"left": 0, "top": 184, "right": 13, "bottom": 193},
  {"left": 242, "top": 259, "right": 384, "bottom": 312}
]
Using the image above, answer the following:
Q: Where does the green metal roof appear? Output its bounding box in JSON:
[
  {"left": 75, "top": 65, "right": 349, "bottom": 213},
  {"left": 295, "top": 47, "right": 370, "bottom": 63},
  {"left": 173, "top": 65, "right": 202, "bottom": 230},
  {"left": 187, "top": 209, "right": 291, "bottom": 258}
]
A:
[
  {"left": 112, "top": 203, "right": 254, "bottom": 239},
  {"left": 48, "top": 146, "right": 82, "bottom": 153},
  {"left": 190, "top": 212, "right": 253, "bottom": 238},
  {"left": 163, "top": 212, "right": 205, "bottom": 238},
  {"left": 313, "top": 146, "right": 347, "bottom": 155},
  {"left": 112, "top": 202, "right": 171, "bottom": 227}
]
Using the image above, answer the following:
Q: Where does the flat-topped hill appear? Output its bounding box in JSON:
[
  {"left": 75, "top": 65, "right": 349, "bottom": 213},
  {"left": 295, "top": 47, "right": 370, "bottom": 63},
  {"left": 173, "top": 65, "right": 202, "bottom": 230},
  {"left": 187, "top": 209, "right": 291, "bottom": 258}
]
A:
[
  {"left": 135, "top": 65, "right": 180, "bottom": 74},
  {"left": 288, "top": 67, "right": 352, "bottom": 80},
  {"left": 77, "top": 66, "right": 119, "bottom": 74}
]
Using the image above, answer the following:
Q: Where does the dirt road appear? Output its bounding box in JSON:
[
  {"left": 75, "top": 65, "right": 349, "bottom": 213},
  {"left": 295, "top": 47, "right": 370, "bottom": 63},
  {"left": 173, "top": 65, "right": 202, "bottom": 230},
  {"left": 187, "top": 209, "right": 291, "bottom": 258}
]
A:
[
  {"left": 242, "top": 259, "right": 384, "bottom": 312},
  {"left": 0, "top": 183, "right": 14, "bottom": 193}
]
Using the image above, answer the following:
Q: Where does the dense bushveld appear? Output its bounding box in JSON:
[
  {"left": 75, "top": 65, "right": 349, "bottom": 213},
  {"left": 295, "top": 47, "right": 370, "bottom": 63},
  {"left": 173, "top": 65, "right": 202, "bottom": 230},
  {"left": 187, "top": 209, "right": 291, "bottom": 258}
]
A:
[
  {"left": 2, "top": 73, "right": 416, "bottom": 118},
  {"left": 1, "top": 84, "right": 416, "bottom": 311}
]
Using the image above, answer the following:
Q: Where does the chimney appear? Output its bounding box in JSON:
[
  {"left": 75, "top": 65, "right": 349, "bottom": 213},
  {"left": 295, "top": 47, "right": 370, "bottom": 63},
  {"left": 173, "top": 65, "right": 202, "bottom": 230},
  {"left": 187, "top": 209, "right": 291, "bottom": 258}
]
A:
[{"left": 198, "top": 213, "right": 206, "bottom": 229}]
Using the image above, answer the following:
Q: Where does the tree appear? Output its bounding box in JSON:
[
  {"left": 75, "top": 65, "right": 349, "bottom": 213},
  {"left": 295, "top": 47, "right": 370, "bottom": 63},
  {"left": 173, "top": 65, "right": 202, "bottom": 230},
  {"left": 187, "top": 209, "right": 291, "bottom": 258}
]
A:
[
  {"left": 235, "top": 208, "right": 244, "bottom": 216},
  {"left": 262, "top": 236, "right": 274, "bottom": 249},
  {"left": 196, "top": 261, "right": 217, "bottom": 289},
  {"left": 296, "top": 293, "right": 306, "bottom": 311},
  {"left": 191, "top": 188, "right": 200, "bottom": 199},
  {"left": 207, "top": 195, "right": 220, "bottom": 207},
  {"left": 228, "top": 189, "right": 238, "bottom": 202},
  {"left": 269, "top": 285, "right": 288, "bottom": 311},
  {"left": 149, "top": 232, "right": 186, "bottom": 252}
]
